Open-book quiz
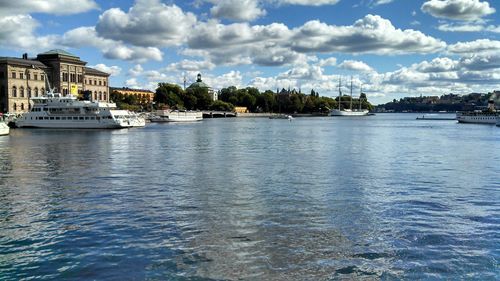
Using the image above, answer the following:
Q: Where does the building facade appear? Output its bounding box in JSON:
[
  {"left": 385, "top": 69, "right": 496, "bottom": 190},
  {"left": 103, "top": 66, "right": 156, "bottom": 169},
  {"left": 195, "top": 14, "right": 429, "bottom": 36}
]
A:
[
  {"left": 110, "top": 87, "right": 155, "bottom": 104},
  {"left": 0, "top": 49, "right": 110, "bottom": 113}
]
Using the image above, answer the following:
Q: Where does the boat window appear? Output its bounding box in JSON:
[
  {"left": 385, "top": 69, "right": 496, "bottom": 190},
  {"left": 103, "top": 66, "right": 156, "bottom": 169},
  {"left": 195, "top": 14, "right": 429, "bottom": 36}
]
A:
[
  {"left": 55, "top": 117, "right": 60, "bottom": 120},
  {"left": 79, "top": 117, "right": 84, "bottom": 120},
  {"left": 85, "top": 117, "right": 90, "bottom": 120},
  {"left": 61, "top": 117, "right": 66, "bottom": 120},
  {"left": 49, "top": 117, "right": 54, "bottom": 120},
  {"left": 44, "top": 117, "right": 49, "bottom": 120}
]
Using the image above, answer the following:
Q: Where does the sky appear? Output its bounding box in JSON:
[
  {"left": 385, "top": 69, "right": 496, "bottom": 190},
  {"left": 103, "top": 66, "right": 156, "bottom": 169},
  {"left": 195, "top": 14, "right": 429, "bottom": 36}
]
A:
[{"left": 0, "top": 0, "right": 499, "bottom": 104}]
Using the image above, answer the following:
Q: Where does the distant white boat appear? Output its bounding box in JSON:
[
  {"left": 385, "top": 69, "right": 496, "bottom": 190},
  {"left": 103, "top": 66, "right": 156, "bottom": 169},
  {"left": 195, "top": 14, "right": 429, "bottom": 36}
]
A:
[
  {"left": 330, "top": 77, "right": 369, "bottom": 117},
  {"left": 150, "top": 110, "right": 203, "bottom": 122}
]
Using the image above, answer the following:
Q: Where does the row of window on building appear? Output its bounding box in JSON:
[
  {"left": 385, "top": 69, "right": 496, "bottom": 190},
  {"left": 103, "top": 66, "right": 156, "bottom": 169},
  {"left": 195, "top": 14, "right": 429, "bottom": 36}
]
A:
[
  {"left": 8, "top": 86, "right": 46, "bottom": 98},
  {"left": 3, "top": 71, "right": 45, "bottom": 81}
]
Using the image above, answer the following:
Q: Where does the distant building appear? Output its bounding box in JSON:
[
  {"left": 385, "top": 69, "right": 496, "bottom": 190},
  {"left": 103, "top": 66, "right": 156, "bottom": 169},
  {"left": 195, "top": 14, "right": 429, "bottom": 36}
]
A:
[
  {"left": 110, "top": 87, "right": 155, "bottom": 104},
  {"left": 234, "top": 106, "right": 249, "bottom": 113},
  {"left": 187, "top": 73, "right": 218, "bottom": 101},
  {"left": 0, "top": 49, "right": 110, "bottom": 113}
]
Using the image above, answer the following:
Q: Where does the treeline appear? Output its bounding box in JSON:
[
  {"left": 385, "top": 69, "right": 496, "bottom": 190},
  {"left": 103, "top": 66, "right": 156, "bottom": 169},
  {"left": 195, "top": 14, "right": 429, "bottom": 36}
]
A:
[
  {"left": 113, "top": 82, "right": 374, "bottom": 113},
  {"left": 376, "top": 92, "right": 499, "bottom": 112}
]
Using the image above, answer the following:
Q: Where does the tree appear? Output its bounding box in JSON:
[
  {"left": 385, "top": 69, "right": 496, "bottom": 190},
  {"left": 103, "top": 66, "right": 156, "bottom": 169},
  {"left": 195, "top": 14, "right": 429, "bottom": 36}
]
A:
[
  {"left": 210, "top": 100, "right": 235, "bottom": 111},
  {"left": 155, "top": 83, "right": 184, "bottom": 108}
]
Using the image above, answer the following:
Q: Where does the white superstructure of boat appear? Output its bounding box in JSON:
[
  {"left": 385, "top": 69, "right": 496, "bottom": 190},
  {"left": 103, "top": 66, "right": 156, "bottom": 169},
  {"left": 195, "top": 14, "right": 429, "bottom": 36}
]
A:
[
  {"left": 456, "top": 100, "right": 498, "bottom": 124},
  {"left": 150, "top": 110, "right": 203, "bottom": 122},
  {"left": 331, "top": 77, "right": 369, "bottom": 117},
  {"left": 15, "top": 92, "right": 145, "bottom": 129},
  {"left": 0, "top": 120, "right": 9, "bottom": 136}
]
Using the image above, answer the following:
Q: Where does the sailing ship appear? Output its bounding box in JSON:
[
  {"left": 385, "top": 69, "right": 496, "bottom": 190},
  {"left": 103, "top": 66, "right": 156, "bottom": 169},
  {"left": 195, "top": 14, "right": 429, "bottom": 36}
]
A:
[{"left": 330, "top": 77, "right": 369, "bottom": 116}]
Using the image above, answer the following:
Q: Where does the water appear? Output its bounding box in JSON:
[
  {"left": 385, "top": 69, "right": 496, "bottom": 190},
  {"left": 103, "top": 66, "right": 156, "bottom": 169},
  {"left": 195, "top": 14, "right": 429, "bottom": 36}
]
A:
[{"left": 0, "top": 114, "right": 499, "bottom": 280}]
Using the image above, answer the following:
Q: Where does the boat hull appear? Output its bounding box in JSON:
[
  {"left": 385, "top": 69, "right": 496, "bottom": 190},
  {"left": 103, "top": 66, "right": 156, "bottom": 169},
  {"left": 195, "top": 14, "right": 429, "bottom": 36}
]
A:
[
  {"left": 151, "top": 111, "right": 203, "bottom": 122},
  {"left": 16, "top": 119, "right": 129, "bottom": 129},
  {"left": 330, "top": 109, "right": 369, "bottom": 116}
]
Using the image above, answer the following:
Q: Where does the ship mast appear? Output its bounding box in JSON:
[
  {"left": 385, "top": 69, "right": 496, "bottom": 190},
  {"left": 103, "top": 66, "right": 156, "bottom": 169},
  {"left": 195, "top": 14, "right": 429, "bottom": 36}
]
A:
[
  {"left": 350, "top": 76, "right": 353, "bottom": 110},
  {"left": 359, "top": 84, "right": 362, "bottom": 111},
  {"left": 338, "top": 76, "right": 342, "bottom": 110}
]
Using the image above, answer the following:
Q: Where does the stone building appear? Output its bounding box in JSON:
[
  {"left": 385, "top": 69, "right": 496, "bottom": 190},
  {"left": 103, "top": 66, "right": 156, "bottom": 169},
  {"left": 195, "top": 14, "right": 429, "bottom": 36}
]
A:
[
  {"left": 0, "top": 49, "right": 110, "bottom": 113},
  {"left": 110, "top": 87, "right": 155, "bottom": 104}
]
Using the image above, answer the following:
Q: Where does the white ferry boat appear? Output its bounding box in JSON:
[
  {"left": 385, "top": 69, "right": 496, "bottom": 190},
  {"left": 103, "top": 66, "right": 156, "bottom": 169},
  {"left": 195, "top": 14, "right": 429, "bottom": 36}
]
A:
[
  {"left": 15, "top": 92, "right": 145, "bottom": 129},
  {"left": 456, "top": 100, "right": 498, "bottom": 124},
  {"left": 150, "top": 110, "right": 203, "bottom": 122}
]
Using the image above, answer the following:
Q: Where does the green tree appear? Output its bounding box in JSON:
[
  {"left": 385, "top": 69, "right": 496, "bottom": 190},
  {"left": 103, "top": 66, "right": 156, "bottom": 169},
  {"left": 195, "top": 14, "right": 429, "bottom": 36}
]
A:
[{"left": 209, "top": 100, "right": 235, "bottom": 111}]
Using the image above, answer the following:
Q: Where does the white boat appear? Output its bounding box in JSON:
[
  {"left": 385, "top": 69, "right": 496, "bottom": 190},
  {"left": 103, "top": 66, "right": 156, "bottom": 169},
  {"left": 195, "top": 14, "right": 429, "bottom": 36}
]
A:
[
  {"left": 150, "top": 110, "right": 203, "bottom": 122},
  {"left": 456, "top": 100, "right": 498, "bottom": 124},
  {"left": 331, "top": 77, "right": 369, "bottom": 116},
  {"left": 15, "top": 92, "right": 145, "bottom": 129},
  {"left": 0, "top": 120, "right": 9, "bottom": 136}
]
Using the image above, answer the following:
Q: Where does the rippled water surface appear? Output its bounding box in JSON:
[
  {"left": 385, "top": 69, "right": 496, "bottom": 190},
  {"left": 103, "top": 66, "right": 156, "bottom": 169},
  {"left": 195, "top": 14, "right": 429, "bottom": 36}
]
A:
[{"left": 0, "top": 114, "right": 499, "bottom": 280}]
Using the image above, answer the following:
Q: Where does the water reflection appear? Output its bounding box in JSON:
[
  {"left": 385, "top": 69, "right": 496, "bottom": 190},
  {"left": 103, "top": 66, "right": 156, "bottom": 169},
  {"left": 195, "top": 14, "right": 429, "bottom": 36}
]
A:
[{"left": 0, "top": 116, "right": 498, "bottom": 280}]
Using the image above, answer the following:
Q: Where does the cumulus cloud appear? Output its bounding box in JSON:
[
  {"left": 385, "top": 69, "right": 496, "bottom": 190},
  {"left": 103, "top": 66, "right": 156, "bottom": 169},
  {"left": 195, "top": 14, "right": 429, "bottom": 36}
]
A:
[
  {"left": 210, "top": 0, "right": 266, "bottom": 21},
  {"left": 290, "top": 15, "right": 446, "bottom": 55},
  {"left": 95, "top": 0, "right": 197, "bottom": 47},
  {"left": 421, "top": 0, "right": 495, "bottom": 21},
  {"left": 166, "top": 59, "right": 216, "bottom": 72},
  {"left": 61, "top": 26, "right": 163, "bottom": 62},
  {"left": 447, "top": 39, "right": 500, "bottom": 54},
  {"left": 0, "top": 15, "right": 58, "bottom": 51},
  {"left": 0, "top": 0, "right": 98, "bottom": 16},
  {"left": 89, "top": 64, "right": 122, "bottom": 76},
  {"left": 338, "top": 60, "right": 374, "bottom": 72}
]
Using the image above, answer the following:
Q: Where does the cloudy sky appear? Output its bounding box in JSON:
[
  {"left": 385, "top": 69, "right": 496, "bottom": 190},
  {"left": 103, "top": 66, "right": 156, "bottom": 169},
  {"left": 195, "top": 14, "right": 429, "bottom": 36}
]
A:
[{"left": 1, "top": 0, "right": 499, "bottom": 104}]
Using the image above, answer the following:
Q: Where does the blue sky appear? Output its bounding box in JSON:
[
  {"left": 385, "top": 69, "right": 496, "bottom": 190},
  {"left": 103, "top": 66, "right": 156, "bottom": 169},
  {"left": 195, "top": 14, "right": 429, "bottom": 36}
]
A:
[{"left": 1, "top": 0, "right": 499, "bottom": 104}]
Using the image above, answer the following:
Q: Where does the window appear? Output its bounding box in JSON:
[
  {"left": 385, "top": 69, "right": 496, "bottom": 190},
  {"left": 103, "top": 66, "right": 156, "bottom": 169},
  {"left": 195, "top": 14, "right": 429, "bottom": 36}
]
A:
[
  {"left": 103, "top": 81, "right": 106, "bottom": 86},
  {"left": 20, "top": 103, "right": 24, "bottom": 110},
  {"left": 12, "top": 72, "right": 16, "bottom": 79},
  {"left": 20, "top": 87, "right": 24, "bottom": 98},
  {"left": 34, "top": 88, "right": 38, "bottom": 97},
  {"left": 99, "top": 92, "right": 102, "bottom": 100},
  {"left": 62, "top": 73, "right": 68, "bottom": 82},
  {"left": 41, "top": 87, "right": 45, "bottom": 95},
  {"left": 94, "top": 79, "right": 97, "bottom": 85},
  {"left": 13, "top": 103, "right": 17, "bottom": 111},
  {"left": 70, "top": 73, "right": 76, "bottom": 82},
  {"left": 78, "top": 74, "right": 83, "bottom": 83},
  {"left": 27, "top": 72, "right": 31, "bottom": 80},
  {"left": 12, "top": 86, "right": 17, "bottom": 97},
  {"left": 41, "top": 74, "right": 44, "bottom": 81},
  {"left": 19, "top": 72, "right": 23, "bottom": 79},
  {"left": 34, "top": 73, "right": 38, "bottom": 80},
  {"left": 99, "top": 80, "right": 102, "bottom": 86}
]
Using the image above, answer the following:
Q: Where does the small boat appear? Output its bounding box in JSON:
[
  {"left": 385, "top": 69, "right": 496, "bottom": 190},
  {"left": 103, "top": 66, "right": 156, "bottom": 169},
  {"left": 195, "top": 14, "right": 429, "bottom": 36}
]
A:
[
  {"left": 269, "top": 114, "right": 291, "bottom": 119},
  {"left": 416, "top": 114, "right": 456, "bottom": 120},
  {"left": 150, "top": 110, "right": 203, "bottom": 122}
]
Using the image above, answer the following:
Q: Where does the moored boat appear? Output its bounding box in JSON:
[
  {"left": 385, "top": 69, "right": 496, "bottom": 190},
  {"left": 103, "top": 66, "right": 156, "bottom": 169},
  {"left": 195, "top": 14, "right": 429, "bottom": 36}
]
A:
[
  {"left": 330, "top": 77, "right": 369, "bottom": 117},
  {"left": 150, "top": 110, "right": 203, "bottom": 122},
  {"left": 456, "top": 100, "right": 498, "bottom": 124},
  {"left": 15, "top": 92, "right": 145, "bottom": 129}
]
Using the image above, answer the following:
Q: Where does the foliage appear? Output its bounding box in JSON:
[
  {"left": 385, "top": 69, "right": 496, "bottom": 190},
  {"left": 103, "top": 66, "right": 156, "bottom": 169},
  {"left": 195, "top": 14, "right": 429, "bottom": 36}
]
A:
[
  {"left": 209, "top": 100, "right": 235, "bottom": 111},
  {"left": 111, "top": 91, "right": 144, "bottom": 111}
]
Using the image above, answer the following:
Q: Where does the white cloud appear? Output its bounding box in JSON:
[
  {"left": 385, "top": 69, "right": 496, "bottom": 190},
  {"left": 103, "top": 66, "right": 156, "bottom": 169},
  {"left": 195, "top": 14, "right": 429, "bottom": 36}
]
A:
[
  {"left": 373, "top": 0, "right": 394, "bottom": 6},
  {"left": 89, "top": 64, "right": 122, "bottom": 76},
  {"left": 0, "top": 15, "right": 58, "bottom": 51},
  {"left": 61, "top": 26, "right": 163, "bottom": 63},
  {"left": 166, "top": 59, "right": 216, "bottom": 72},
  {"left": 438, "top": 22, "right": 500, "bottom": 33},
  {"left": 447, "top": 39, "right": 500, "bottom": 55},
  {"left": 129, "top": 65, "right": 144, "bottom": 77},
  {"left": 338, "top": 60, "right": 374, "bottom": 72},
  {"left": 318, "top": 57, "right": 338, "bottom": 66},
  {"left": 290, "top": 15, "right": 446, "bottom": 55},
  {"left": 0, "top": 0, "right": 98, "bottom": 16},
  {"left": 95, "top": 0, "right": 197, "bottom": 47},
  {"left": 210, "top": 0, "right": 266, "bottom": 21},
  {"left": 421, "top": 0, "right": 495, "bottom": 21}
]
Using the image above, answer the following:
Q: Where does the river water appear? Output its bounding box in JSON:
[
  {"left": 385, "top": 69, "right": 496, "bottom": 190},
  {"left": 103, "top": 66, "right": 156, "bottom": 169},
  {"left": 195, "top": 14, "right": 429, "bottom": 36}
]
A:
[{"left": 0, "top": 114, "right": 499, "bottom": 280}]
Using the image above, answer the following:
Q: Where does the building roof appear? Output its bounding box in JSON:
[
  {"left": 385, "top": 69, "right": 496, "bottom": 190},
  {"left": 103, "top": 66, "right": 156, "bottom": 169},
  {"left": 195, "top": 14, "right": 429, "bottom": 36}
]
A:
[
  {"left": 188, "top": 73, "right": 211, "bottom": 89},
  {"left": 110, "top": 87, "right": 154, "bottom": 93},
  {"left": 38, "top": 49, "right": 79, "bottom": 58},
  {"left": 0, "top": 57, "right": 47, "bottom": 68},
  {"left": 85, "top": 67, "right": 110, "bottom": 77}
]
